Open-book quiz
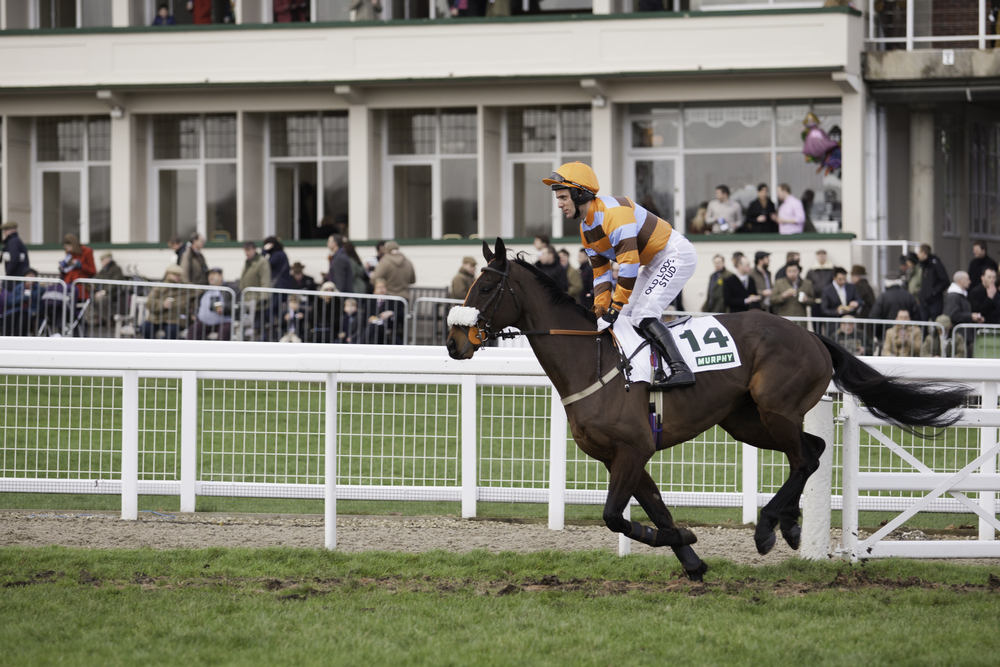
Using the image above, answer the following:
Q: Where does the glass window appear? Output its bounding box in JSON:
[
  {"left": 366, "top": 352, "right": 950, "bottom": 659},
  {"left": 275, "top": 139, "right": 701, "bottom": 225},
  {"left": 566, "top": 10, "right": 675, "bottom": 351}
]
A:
[
  {"left": 315, "top": 0, "right": 352, "bottom": 20},
  {"left": 394, "top": 165, "right": 433, "bottom": 239},
  {"left": 560, "top": 106, "right": 592, "bottom": 153},
  {"left": 89, "top": 165, "right": 111, "bottom": 243},
  {"left": 684, "top": 152, "right": 771, "bottom": 224},
  {"left": 88, "top": 118, "right": 111, "bottom": 162},
  {"left": 153, "top": 115, "right": 201, "bottom": 160},
  {"left": 80, "top": 0, "right": 113, "bottom": 26},
  {"left": 440, "top": 109, "right": 477, "bottom": 155},
  {"left": 38, "top": 0, "right": 76, "bottom": 28},
  {"left": 205, "top": 115, "right": 237, "bottom": 159},
  {"left": 322, "top": 112, "right": 349, "bottom": 157},
  {"left": 37, "top": 117, "right": 85, "bottom": 162},
  {"left": 634, "top": 160, "right": 676, "bottom": 223},
  {"left": 270, "top": 113, "right": 318, "bottom": 158},
  {"left": 158, "top": 169, "right": 199, "bottom": 243},
  {"left": 776, "top": 103, "right": 811, "bottom": 148},
  {"left": 513, "top": 162, "right": 553, "bottom": 239},
  {"left": 631, "top": 108, "right": 680, "bottom": 149},
  {"left": 684, "top": 105, "right": 773, "bottom": 149},
  {"left": 776, "top": 153, "right": 841, "bottom": 224},
  {"left": 206, "top": 163, "right": 238, "bottom": 241},
  {"left": 508, "top": 107, "right": 557, "bottom": 154},
  {"left": 442, "top": 158, "right": 477, "bottom": 238},
  {"left": 323, "top": 162, "right": 349, "bottom": 230},
  {"left": 41, "top": 171, "right": 81, "bottom": 243},
  {"left": 388, "top": 109, "right": 437, "bottom": 155}
]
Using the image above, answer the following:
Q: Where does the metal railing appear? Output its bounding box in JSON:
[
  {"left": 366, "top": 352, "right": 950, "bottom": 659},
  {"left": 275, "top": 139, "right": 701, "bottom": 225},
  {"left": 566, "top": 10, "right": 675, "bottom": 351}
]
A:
[
  {"left": 953, "top": 323, "right": 1000, "bottom": 359},
  {"left": 866, "top": 0, "right": 997, "bottom": 51},
  {"left": 411, "top": 296, "right": 463, "bottom": 346},
  {"left": 784, "top": 316, "right": 944, "bottom": 357},
  {"left": 238, "top": 287, "right": 409, "bottom": 345},
  {"left": 0, "top": 275, "right": 71, "bottom": 337}
]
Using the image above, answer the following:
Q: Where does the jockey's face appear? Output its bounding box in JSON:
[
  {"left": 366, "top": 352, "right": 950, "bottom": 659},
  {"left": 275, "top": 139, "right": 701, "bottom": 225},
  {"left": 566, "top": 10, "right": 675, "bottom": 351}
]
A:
[{"left": 555, "top": 189, "right": 577, "bottom": 219}]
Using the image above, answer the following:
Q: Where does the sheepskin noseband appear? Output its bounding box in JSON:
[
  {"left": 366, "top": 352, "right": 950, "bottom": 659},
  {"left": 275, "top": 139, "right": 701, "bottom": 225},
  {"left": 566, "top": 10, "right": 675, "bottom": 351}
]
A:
[{"left": 447, "top": 306, "right": 481, "bottom": 327}]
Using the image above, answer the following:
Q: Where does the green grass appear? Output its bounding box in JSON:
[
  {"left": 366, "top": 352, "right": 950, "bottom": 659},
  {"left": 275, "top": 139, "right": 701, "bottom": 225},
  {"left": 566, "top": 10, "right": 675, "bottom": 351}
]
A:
[{"left": 1, "top": 547, "right": 999, "bottom": 667}]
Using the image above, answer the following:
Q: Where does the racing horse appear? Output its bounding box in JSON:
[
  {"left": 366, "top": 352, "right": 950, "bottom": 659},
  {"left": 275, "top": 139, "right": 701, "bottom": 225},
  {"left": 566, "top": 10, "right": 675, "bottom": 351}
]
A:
[{"left": 446, "top": 239, "right": 970, "bottom": 580}]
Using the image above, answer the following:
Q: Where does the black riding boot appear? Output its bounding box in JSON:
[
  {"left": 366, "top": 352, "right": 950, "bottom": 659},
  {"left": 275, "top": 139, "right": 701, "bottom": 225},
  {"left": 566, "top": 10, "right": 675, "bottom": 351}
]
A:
[{"left": 640, "top": 317, "right": 695, "bottom": 390}]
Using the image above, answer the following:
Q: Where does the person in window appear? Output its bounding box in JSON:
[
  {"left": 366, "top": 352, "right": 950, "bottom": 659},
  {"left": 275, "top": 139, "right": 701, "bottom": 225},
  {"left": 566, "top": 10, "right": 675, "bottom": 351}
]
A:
[
  {"left": 771, "top": 183, "right": 806, "bottom": 235},
  {"left": 187, "top": 0, "right": 213, "bottom": 24},
  {"left": 274, "top": 0, "right": 310, "bottom": 21},
  {"left": 704, "top": 184, "right": 742, "bottom": 234},
  {"left": 739, "top": 183, "right": 777, "bottom": 234},
  {"left": 152, "top": 3, "right": 177, "bottom": 24},
  {"left": 59, "top": 234, "right": 96, "bottom": 302},
  {"left": 351, "top": 0, "right": 382, "bottom": 20}
]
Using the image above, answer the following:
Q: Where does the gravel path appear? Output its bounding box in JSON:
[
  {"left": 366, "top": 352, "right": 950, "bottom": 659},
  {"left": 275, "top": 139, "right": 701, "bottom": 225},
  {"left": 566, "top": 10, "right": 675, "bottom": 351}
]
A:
[{"left": 3, "top": 511, "right": 996, "bottom": 566}]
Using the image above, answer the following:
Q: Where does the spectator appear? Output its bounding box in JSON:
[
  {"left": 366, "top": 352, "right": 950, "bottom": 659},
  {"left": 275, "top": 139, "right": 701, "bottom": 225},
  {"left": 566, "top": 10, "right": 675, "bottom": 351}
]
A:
[
  {"left": 750, "top": 251, "right": 773, "bottom": 311},
  {"left": 168, "top": 236, "right": 186, "bottom": 266},
  {"left": 921, "top": 314, "right": 966, "bottom": 359},
  {"left": 869, "top": 271, "right": 919, "bottom": 323},
  {"left": 850, "top": 265, "right": 876, "bottom": 318},
  {"left": 187, "top": 0, "right": 212, "bottom": 24},
  {"left": 142, "top": 265, "right": 185, "bottom": 340},
  {"left": 833, "top": 315, "right": 869, "bottom": 356},
  {"left": 151, "top": 3, "right": 177, "bottom": 24},
  {"left": 775, "top": 251, "right": 800, "bottom": 281},
  {"left": 904, "top": 251, "right": 922, "bottom": 302},
  {"left": 533, "top": 234, "right": 551, "bottom": 257},
  {"left": 2, "top": 221, "right": 30, "bottom": 277},
  {"left": 263, "top": 236, "right": 290, "bottom": 289},
  {"left": 364, "top": 278, "right": 405, "bottom": 345},
  {"left": 351, "top": 0, "right": 382, "bottom": 19},
  {"left": 451, "top": 0, "right": 486, "bottom": 16},
  {"left": 365, "top": 240, "right": 386, "bottom": 276},
  {"left": 287, "top": 262, "right": 317, "bottom": 292},
  {"left": 739, "top": 183, "right": 777, "bottom": 234},
  {"left": 240, "top": 241, "right": 272, "bottom": 333},
  {"left": 87, "top": 252, "right": 126, "bottom": 328},
  {"left": 371, "top": 241, "right": 416, "bottom": 301},
  {"left": 578, "top": 248, "right": 594, "bottom": 309},
  {"left": 819, "top": 267, "right": 859, "bottom": 319},
  {"left": 772, "top": 183, "right": 806, "bottom": 235},
  {"left": 880, "top": 310, "right": 922, "bottom": 357},
  {"left": 701, "top": 254, "right": 732, "bottom": 313},
  {"left": 731, "top": 251, "right": 745, "bottom": 272},
  {"left": 705, "top": 185, "right": 742, "bottom": 234},
  {"left": 969, "top": 240, "right": 998, "bottom": 288},
  {"left": 314, "top": 281, "right": 341, "bottom": 343},
  {"left": 917, "top": 243, "right": 950, "bottom": 321},
  {"left": 969, "top": 267, "right": 1000, "bottom": 325},
  {"left": 326, "top": 233, "right": 353, "bottom": 293},
  {"left": 3, "top": 268, "right": 43, "bottom": 336},
  {"left": 274, "top": 0, "right": 309, "bottom": 22},
  {"left": 278, "top": 294, "right": 306, "bottom": 343},
  {"left": 179, "top": 232, "right": 208, "bottom": 285},
  {"left": 450, "top": 256, "right": 478, "bottom": 300},
  {"left": 190, "top": 268, "right": 232, "bottom": 341},
  {"left": 771, "top": 262, "right": 815, "bottom": 324},
  {"left": 59, "top": 234, "right": 96, "bottom": 301},
  {"left": 806, "top": 249, "right": 835, "bottom": 297},
  {"left": 337, "top": 298, "right": 363, "bottom": 344},
  {"left": 534, "top": 245, "right": 568, "bottom": 292},
  {"left": 343, "top": 240, "right": 371, "bottom": 294},
  {"left": 558, "top": 249, "right": 583, "bottom": 301},
  {"left": 944, "top": 270, "right": 983, "bottom": 352},
  {"left": 722, "top": 255, "right": 762, "bottom": 312},
  {"left": 687, "top": 201, "right": 709, "bottom": 235}
]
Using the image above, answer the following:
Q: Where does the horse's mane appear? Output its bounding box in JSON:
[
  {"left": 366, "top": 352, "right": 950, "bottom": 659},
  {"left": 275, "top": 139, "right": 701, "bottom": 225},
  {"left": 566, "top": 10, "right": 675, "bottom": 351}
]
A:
[{"left": 512, "top": 253, "right": 597, "bottom": 323}]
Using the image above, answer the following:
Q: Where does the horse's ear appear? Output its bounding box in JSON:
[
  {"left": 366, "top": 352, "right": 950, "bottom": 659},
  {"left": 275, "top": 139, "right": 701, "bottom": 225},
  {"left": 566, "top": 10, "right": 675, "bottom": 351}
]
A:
[
  {"left": 494, "top": 238, "right": 507, "bottom": 265},
  {"left": 482, "top": 240, "right": 494, "bottom": 263}
]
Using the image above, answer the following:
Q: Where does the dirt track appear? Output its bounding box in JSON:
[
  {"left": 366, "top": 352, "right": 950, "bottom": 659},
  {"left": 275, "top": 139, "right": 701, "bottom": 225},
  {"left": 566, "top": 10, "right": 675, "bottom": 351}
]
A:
[{"left": 2, "top": 511, "right": 996, "bottom": 566}]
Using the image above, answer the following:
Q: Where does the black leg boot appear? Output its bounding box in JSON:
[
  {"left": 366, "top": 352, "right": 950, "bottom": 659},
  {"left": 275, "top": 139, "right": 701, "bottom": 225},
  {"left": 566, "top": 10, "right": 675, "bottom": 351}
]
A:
[{"left": 639, "top": 317, "right": 695, "bottom": 390}]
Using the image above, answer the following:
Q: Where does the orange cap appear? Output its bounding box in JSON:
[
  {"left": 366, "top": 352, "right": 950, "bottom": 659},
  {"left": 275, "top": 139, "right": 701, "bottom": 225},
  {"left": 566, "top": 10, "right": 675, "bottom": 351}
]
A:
[{"left": 542, "top": 162, "right": 600, "bottom": 195}]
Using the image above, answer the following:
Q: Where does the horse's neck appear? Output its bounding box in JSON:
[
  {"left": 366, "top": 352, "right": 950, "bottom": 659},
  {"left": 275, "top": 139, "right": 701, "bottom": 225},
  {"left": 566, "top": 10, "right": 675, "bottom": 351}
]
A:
[{"left": 518, "top": 299, "right": 604, "bottom": 398}]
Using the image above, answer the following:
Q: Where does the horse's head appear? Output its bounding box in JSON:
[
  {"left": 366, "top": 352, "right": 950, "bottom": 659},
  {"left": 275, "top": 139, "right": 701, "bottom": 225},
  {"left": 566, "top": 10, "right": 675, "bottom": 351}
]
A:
[{"left": 446, "top": 238, "right": 521, "bottom": 360}]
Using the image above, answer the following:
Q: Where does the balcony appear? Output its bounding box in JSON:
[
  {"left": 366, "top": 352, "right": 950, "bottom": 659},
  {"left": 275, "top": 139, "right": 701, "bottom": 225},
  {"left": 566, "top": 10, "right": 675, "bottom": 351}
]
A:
[{"left": 865, "top": 0, "right": 998, "bottom": 51}]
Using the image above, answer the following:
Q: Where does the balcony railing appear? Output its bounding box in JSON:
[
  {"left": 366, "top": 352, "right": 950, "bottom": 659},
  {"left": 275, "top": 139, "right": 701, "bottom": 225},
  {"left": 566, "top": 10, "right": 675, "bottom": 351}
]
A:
[{"left": 866, "top": 0, "right": 999, "bottom": 51}]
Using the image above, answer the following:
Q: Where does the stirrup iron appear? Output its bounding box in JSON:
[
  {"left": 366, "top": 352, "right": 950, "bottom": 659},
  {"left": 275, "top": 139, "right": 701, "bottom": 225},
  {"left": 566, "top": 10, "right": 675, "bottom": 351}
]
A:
[{"left": 640, "top": 318, "right": 695, "bottom": 390}]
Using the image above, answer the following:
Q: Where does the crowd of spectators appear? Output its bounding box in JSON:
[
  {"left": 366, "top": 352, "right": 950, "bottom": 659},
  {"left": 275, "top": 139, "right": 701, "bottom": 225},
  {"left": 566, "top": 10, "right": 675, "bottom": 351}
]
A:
[{"left": 690, "top": 183, "right": 818, "bottom": 236}]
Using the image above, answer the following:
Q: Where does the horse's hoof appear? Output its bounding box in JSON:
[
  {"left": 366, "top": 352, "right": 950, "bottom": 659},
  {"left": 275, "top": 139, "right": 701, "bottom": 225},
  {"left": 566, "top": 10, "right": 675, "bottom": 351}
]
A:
[
  {"left": 684, "top": 561, "right": 709, "bottom": 583},
  {"left": 754, "top": 530, "right": 776, "bottom": 555},
  {"left": 781, "top": 524, "right": 802, "bottom": 551}
]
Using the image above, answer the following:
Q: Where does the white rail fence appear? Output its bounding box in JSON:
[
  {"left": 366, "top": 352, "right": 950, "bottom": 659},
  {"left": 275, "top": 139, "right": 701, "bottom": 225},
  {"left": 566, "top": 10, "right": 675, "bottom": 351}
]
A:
[{"left": 1, "top": 339, "right": 998, "bottom": 559}]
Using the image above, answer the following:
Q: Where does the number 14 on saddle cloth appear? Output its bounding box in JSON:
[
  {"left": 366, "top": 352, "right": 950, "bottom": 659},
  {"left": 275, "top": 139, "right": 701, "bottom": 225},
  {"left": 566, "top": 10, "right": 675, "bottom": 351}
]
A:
[{"left": 611, "top": 315, "right": 742, "bottom": 386}]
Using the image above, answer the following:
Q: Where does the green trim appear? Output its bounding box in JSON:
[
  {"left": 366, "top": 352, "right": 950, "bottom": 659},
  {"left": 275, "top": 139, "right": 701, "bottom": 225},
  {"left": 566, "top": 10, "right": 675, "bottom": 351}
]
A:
[
  {"left": 23, "top": 232, "right": 855, "bottom": 252},
  {"left": 0, "top": 7, "right": 860, "bottom": 38}
]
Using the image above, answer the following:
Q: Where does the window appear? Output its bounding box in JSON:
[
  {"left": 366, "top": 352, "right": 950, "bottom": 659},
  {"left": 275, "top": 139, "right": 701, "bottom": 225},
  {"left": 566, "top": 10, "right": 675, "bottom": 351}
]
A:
[
  {"left": 384, "top": 108, "right": 478, "bottom": 240},
  {"left": 503, "top": 105, "right": 591, "bottom": 239},
  {"left": 267, "top": 111, "right": 349, "bottom": 240},
  {"left": 150, "top": 114, "right": 238, "bottom": 243},
  {"left": 34, "top": 116, "right": 112, "bottom": 244},
  {"left": 33, "top": 0, "right": 113, "bottom": 27},
  {"left": 971, "top": 123, "right": 1000, "bottom": 240}
]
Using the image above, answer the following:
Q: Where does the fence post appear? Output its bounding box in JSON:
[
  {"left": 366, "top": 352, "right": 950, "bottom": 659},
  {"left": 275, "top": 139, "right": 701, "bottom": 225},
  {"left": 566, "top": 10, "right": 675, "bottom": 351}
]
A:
[
  {"left": 619, "top": 500, "right": 631, "bottom": 556},
  {"left": 121, "top": 370, "right": 139, "bottom": 520},
  {"left": 742, "top": 442, "right": 757, "bottom": 524},
  {"left": 461, "top": 375, "right": 477, "bottom": 519},
  {"left": 801, "top": 395, "right": 834, "bottom": 560},
  {"left": 548, "top": 388, "right": 567, "bottom": 531},
  {"left": 980, "top": 381, "right": 997, "bottom": 542},
  {"left": 905, "top": 0, "right": 914, "bottom": 50},
  {"left": 841, "top": 395, "right": 860, "bottom": 561},
  {"left": 325, "top": 373, "right": 338, "bottom": 550},
  {"left": 179, "top": 371, "right": 197, "bottom": 513}
]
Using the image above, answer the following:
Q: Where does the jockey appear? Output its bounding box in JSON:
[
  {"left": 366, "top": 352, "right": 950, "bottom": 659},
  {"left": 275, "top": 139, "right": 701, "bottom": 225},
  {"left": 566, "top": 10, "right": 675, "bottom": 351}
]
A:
[{"left": 543, "top": 161, "right": 696, "bottom": 389}]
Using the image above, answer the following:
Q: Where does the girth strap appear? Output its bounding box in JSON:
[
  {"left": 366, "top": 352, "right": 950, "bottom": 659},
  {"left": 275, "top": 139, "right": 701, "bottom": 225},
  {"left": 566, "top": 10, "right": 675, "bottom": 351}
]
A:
[{"left": 560, "top": 367, "right": 621, "bottom": 406}]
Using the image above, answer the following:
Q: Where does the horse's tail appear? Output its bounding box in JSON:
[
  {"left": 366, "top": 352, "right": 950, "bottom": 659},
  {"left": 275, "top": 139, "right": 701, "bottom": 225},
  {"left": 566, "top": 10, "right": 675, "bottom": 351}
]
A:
[{"left": 816, "top": 334, "right": 970, "bottom": 431}]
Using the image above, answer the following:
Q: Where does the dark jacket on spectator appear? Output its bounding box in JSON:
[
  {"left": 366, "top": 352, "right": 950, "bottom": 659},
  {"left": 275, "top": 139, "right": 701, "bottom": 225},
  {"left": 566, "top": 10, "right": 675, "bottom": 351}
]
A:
[
  {"left": 95, "top": 259, "right": 125, "bottom": 283},
  {"left": 740, "top": 199, "right": 777, "bottom": 234},
  {"left": 869, "top": 285, "right": 919, "bottom": 322},
  {"left": 327, "top": 248, "right": 354, "bottom": 293},
  {"left": 266, "top": 248, "right": 291, "bottom": 289},
  {"left": 363, "top": 296, "right": 406, "bottom": 345},
  {"left": 819, "top": 282, "right": 859, "bottom": 318},
  {"left": 943, "top": 287, "right": 974, "bottom": 327},
  {"left": 969, "top": 284, "right": 1000, "bottom": 325},
  {"left": 579, "top": 262, "right": 594, "bottom": 309},
  {"left": 969, "top": 254, "right": 999, "bottom": 288},
  {"left": 853, "top": 277, "right": 876, "bottom": 319},
  {"left": 702, "top": 268, "right": 733, "bottom": 313},
  {"left": 534, "top": 260, "right": 569, "bottom": 293},
  {"left": 180, "top": 245, "right": 208, "bottom": 285},
  {"left": 722, "top": 273, "right": 760, "bottom": 312},
  {"left": 918, "top": 254, "right": 950, "bottom": 318},
  {"left": 288, "top": 273, "right": 318, "bottom": 292},
  {"left": 2, "top": 231, "right": 30, "bottom": 277}
]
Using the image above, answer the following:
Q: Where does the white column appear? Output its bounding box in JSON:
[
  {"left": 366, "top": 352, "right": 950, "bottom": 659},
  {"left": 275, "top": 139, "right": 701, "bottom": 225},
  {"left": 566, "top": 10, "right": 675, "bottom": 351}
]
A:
[
  {"left": 3, "top": 117, "right": 32, "bottom": 239},
  {"left": 841, "top": 395, "right": 859, "bottom": 561},
  {"left": 909, "top": 111, "right": 935, "bottom": 246},
  {"left": 478, "top": 106, "right": 503, "bottom": 240},
  {"left": 801, "top": 395, "right": 834, "bottom": 560},
  {"left": 110, "top": 113, "right": 133, "bottom": 243},
  {"left": 461, "top": 375, "right": 478, "bottom": 518},
  {"left": 741, "top": 442, "right": 757, "bottom": 524},
  {"left": 618, "top": 500, "right": 631, "bottom": 556},
  {"left": 980, "top": 381, "right": 997, "bottom": 542},
  {"left": 179, "top": 371, "right": 198, "bottom": 513},
  {"left": 905, "top": 0, "right": 914, "bottom": 51},
  {"left": 592, "top": 0, "right": 612, "bottom": 14},
  {"left": 980, "top": 0, "right": 988, "bottom": 50},
  {"left": 547, "top": 390, "right": 567, "bottom": 531},
  {"left": 590, "top": 102, "right": 619, "bottom": 196},
  {"left": 239, "top": 112, "right": 265, "bottom": 242},
  {"left": 112, "top": 0, "right": 129, "bottom": 26},
  {"left": 324, "top": 373, "right": 338, "bottom": 550},
  {"left": 121, "top": 371, "right": 139, "bottom": 521},
  {"left": 348, "top": 105, "right": 372, "bottom": 240},
  {"left": 840, "top": 87, "right": 867, "bottom": 241}
]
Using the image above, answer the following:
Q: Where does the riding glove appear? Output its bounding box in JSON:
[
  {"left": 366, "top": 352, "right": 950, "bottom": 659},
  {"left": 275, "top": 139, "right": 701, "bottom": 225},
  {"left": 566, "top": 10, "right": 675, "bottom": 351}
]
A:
[{"left": 596, "top": 302, "right": 622, "bottom": 331}]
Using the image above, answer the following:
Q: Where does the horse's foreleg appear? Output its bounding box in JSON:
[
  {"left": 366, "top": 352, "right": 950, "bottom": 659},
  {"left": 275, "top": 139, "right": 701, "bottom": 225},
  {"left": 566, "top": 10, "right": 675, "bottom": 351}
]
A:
[
  {"left": 601, "top": 458, "right": 698, "bottom": 550},
  {"left": 632, "top": 471, "right": 707, "bottom": 581}
]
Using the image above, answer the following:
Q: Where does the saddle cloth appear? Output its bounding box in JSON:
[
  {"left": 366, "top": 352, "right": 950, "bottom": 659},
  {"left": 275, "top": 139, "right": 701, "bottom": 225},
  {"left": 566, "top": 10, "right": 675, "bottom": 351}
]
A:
[{"left": 610, "top": 315, "right": 742, "bottom": 386}]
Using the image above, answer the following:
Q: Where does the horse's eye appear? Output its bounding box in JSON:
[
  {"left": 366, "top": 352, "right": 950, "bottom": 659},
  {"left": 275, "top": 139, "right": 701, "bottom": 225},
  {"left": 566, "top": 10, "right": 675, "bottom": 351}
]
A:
[{"left": 480, "top": 283, "right": 493, "bottom": 294}]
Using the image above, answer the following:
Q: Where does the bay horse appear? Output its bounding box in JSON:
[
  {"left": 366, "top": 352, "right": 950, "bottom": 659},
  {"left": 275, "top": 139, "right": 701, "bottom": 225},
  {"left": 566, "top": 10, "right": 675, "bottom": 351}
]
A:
[{"left": 446, "top": 239, "right": 969, "bottom": 580}]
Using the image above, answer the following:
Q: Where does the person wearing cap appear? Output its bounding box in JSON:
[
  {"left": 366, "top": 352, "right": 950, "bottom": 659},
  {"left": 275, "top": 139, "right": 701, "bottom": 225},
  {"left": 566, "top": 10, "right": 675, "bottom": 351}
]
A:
[
  {"left": 86, "top": 252, "right": 126, "bottom": 328},
  {"left": 750, "top": 251, "right": 773, "bottom": 312},
  {"left": 142, "top": 265, "right": 185, "bottom": 340},
  {"left": 1, "top": 221, "right": 30, "bottom": 278},
  {"left": 450, "top": 256, "right": 478, "bottom": 300},
  {"left": 371, "top": 240, "right": 416, "bottom": 302},
  {"left": 288, "top": 262, "right": 317, "bottom": 292},
  {"left": 544, "top": 161, "right": 696, "bottom": 389},
  {"left": 190, "top": 267, "right": 233, "bottom": 341}
]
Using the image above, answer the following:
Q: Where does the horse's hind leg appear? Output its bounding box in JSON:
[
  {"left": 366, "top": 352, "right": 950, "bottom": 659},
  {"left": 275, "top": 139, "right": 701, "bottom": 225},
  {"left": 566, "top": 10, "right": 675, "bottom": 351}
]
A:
[
  {"left": 776, "top": 431, "right": 826, "bottom": 550},
  {"left": 632, "top": 471, "right": 707, "bottom": 581}
]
